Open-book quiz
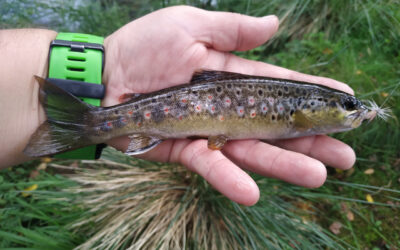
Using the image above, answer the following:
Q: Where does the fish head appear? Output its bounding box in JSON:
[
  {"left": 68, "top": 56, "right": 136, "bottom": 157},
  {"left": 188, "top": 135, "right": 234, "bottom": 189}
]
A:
[
  {"left": 294, "top": 93, "right": 377, "bottom": 134},
  {"left": 338, "top": 95, "right": 373, "bottom": 128},
  {"left": 318, "top": 93, "right": 378, "bottom": 130}
]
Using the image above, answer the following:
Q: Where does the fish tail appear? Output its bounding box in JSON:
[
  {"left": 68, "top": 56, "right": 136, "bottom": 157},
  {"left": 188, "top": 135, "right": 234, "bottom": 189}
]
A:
[{"left": 24, "top": 76, "right": 99, "bottom": 157}]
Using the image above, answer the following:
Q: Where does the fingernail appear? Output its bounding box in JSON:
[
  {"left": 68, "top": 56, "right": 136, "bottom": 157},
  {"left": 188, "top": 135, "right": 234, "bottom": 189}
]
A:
[{"left": 261, "top": 15, "right": 279, "bottom": 24}]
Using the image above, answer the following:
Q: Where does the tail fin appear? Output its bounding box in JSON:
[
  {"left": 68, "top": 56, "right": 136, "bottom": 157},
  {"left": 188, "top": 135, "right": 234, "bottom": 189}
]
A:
[{"left": 24, "top": 76, "right": 97, "bottom": 157}]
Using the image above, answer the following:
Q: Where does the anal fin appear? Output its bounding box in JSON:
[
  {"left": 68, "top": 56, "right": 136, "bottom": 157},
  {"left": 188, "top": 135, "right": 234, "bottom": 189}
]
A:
[
  {"left": 125, "top": 134, "right": 163, "bottom": 155},
  {"left": 207, "top": 135, "right": 228, "bottom": 150}
]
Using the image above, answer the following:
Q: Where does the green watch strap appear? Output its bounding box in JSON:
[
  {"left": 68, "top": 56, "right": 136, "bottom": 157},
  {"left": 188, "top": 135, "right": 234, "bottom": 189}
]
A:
[{"left": 48, "top": 32, "right": 104, "bottom": 159}]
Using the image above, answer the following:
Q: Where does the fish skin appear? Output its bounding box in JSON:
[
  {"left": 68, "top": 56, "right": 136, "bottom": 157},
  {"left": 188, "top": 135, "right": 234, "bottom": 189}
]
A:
[
  {"left": 89, "top": 71, "right": 360, "bottom": 141},
  {"left": 24, "top": 71, "right": 372, "bottom": 157}
]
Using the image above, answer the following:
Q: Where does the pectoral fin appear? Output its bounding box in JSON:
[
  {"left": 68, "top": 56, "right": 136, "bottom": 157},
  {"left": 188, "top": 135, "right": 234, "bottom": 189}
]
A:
[
  {"left": 207, "top": 135, "right": 228, "bottom": 150},
  {"left": 125, "top": 134, "right": 163, "bottom": 155},
  {"left": 293, "top": 110, "right": 314, "bottom": 131}
]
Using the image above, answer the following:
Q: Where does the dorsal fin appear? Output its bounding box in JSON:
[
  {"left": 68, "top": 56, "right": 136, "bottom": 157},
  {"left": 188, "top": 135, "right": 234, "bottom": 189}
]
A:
[{"left": 190, "top": 70, "right": 254, "bottom": 84}]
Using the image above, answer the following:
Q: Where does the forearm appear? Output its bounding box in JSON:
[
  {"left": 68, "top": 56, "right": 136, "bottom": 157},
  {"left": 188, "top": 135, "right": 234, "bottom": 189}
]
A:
[{"left": 0, "top": 29, "right": 57, "bottom": 168}]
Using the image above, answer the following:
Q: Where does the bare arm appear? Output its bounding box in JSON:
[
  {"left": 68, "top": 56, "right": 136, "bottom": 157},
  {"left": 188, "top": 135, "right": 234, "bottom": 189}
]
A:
[{"left": 0, "top": 29, "right": 56, "bottom": 168}]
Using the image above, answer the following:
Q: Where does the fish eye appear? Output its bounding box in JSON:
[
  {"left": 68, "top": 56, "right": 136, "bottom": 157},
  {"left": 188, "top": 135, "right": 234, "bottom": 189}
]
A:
[{"left": 343, "top": 96, "right": 359, "bottom": 110}]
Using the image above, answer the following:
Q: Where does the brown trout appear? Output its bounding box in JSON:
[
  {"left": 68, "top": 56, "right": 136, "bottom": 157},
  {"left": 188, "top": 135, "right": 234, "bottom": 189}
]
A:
[{"left": 24, "top": 70, "right": 388, "bottom": 157}]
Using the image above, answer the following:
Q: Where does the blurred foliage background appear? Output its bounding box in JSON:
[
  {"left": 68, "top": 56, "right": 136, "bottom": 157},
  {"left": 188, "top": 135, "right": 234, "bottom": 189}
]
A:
[{"left": 1, "top": 0, "right": 399, "bottom": 249}]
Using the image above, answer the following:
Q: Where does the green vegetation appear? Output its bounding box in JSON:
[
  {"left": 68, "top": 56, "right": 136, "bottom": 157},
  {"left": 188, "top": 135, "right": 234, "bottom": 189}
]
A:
[{"left": 1, "top": 0, "right": 399, "bottom": 248}]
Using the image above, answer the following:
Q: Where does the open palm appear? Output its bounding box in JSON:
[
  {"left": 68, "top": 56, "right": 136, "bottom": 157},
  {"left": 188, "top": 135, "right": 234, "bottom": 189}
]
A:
[{"left": 102, "top": 6, "right": 355, "bottom": 205}]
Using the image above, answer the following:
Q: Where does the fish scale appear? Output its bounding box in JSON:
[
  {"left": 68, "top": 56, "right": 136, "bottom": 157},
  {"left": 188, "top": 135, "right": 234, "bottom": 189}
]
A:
[{"left": 24, "top": 71, "right": 380, "bottom": 157}]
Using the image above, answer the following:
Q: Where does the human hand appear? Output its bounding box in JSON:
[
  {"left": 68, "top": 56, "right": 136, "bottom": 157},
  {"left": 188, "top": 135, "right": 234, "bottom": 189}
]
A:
[{"left": 103, "top": 6, "right": 356, "bottom": 206}]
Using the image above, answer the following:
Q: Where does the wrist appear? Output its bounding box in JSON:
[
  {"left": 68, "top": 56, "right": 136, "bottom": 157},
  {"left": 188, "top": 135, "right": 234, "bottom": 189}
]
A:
[
  {"left": 102, "top": 33, "right": 122, "bottom": 107},
  {"left": 0, "top": 29, "right": 57, "bottom": 168}
]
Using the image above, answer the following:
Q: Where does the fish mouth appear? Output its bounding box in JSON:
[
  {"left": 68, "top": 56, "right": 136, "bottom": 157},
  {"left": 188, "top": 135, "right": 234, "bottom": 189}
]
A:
[{"left": 346, "top": 106, "right": 376, "bottom": 128}]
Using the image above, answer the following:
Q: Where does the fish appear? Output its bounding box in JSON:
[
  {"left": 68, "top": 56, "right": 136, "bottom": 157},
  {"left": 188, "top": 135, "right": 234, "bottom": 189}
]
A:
[{"left": 23, "top": 70, "right": 390, "bottom": 157}]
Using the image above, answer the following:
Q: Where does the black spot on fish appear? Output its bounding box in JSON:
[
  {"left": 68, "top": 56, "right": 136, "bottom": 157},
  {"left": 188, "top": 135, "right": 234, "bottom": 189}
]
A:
[
  {"left": 192, "top": 91, "right": 198, "bottom": 95},
  {"left": 289, "top": 98, "right": 293, "bottom": 104},
  {"left": 296, "top": 88, "right": 300, "bottom": 94},
  {"left": 216, "top": 86, "right": 222, "bottom": 93},
  {"left": 312, "top": 109, "right": 315, "bottom": 113},
  {"left": 151, "top": 106, "right": 165, "bottom": 123},
  {"left": 290, "top": 110, "right": 294, "bottom": 116},
  {"left": 329, "top": 100, "right": 336, "bottom": 107},
  {"left": 278, "top": 90, "right": 283, "bottom": 97},
  {"left": 283, "top": 86, "right": 289, "bottom": 92},
  {"left": 116, "top": 116, "right": 128, "bottom": 127},
  {"left": 227, "top": 83, "right": 232, "bottom": 88},
  {"left": 151, "top": 99, "right": 157, "bottom": 103},
  {"left": 134, "top": 105, "right": 139, "bottom": 109},
  {"left": 248, "top": 84, "right": 253, "bottom": 89},
  {"left": 268, "top": 86, "right": 272, "bottom": 91},
  {"left": 318, "top": 98, "right": 323, "bottom": 102},
  {"left": 258, "top": 89, "right": 263, "bottom": 96},
  {"left": 236, "top": 90, "right": 241, "bottom": 95},
  {"left": 310, "top": 101, "right": 315, "bottom": 106},
  {"left": 297, "top": 98, "right": 302, "bottom": 106},
  {"left": 302, "top": 90, "right": 307, "bottom": 95},
  {"left": 271, "top": 114, "right": 275, "bottom": 120}
]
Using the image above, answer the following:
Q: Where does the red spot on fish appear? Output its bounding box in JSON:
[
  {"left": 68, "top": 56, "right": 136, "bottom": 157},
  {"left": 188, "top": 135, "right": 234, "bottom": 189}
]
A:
[
  {"left": 240, "top": 109, "right": 244, "bottom": 113},
  {"left": 178, "top": 115, "right": 183, "bottom": 120},
  {"left": 144, "top": 111, "right": 151, "bottom": 119},
  {"left": 263, "top": 107, "right": 267, "bottom": 111},
  {"left": 121, "top": 118, "right": 127, "bottom": 123},
  {"left": 181, "top": 99, "right": 187, "bottom": 103},
  {"left": 164, "top": 108, "right": 169, "bottom": 113},
  {"left": 128, "top": 111, "right": 133, "bottom": 115},
  {"left": 211, "top": 106, "right": 215, "bottom": 111},
  {"left": 196, "top": 105, "right": 202, "bottom": 111},
  {"left": 224, "top": 97, "right": 232, "bottom": 107},
  {"left": 106, "top": 122, "right": 112, "bottom": 127},
  {"left": 208, "top": 95, "right": 213, "bottom": 100},
  {"left": 251, "top": 112, "right": 256, "bottom": 118},
  {"left": 219, "top": 115, "right": 225, "bottom": 121},
  {"left": 137, "top": 122, "right": 142, "bottom": 127}
]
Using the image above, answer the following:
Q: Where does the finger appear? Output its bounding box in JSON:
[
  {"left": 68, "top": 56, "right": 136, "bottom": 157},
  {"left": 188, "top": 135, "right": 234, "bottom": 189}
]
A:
[
  {"left": 222, "top": 140, "right": 327, "bottom": 188},
  {"left": 178, "top": 140, "right": 259, "bottom": 206},
  {"left": 271, "top": 135, "right": 356, "bottom": 170},
  {"left": 204, "top": 51, "right": 354, "bottom": 95},
  {"left": 169, "top": 6, "right": 279, "bottom": 51},
  {"left": 107, "top": 137, "right": 260, "bottom": 206}
]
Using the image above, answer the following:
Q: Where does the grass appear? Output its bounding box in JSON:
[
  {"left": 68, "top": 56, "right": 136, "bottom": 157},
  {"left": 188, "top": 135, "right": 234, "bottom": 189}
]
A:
[{"left": 1, "top": 0, "right": 400, "bottom": 248}]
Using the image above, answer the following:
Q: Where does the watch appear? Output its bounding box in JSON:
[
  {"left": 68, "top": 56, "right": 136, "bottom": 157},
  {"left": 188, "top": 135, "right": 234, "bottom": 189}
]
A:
[{"left": 47, "top": 32, "right": 106, "bottom": 159}]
